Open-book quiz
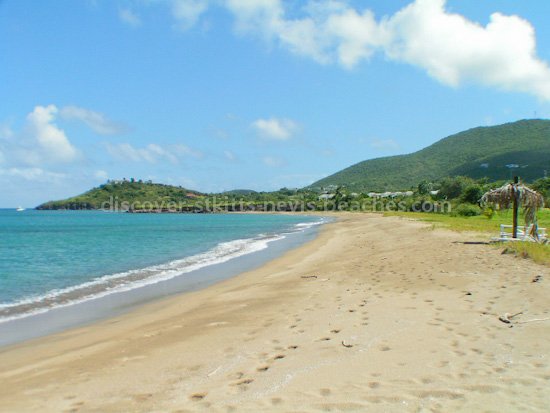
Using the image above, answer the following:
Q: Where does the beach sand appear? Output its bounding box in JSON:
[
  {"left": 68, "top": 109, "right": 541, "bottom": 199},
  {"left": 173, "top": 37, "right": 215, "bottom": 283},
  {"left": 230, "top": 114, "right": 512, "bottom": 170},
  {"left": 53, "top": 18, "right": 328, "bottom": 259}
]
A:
[{"left": 0, "top": 213, "right": 549, "bottom": 412}]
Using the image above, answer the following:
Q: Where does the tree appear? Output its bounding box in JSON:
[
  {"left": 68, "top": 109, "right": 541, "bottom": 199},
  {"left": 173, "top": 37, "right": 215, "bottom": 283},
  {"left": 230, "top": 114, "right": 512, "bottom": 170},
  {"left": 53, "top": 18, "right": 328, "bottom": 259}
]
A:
[
  {"left": 461, "top": 185, "right": 484, "bottom": 204},
  {"left": 438, "top": 176, "right": 473, "bottom": 200},
  {"left": 417, "top": 180, "right": 433, "bottom": 195}
]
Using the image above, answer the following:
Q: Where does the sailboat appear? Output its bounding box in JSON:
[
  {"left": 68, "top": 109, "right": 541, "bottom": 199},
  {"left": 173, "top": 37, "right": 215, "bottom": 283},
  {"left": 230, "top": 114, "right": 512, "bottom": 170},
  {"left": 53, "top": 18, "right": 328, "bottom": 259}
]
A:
[{"left": 16, "top": 206, "right": 25, "bottom": 212}]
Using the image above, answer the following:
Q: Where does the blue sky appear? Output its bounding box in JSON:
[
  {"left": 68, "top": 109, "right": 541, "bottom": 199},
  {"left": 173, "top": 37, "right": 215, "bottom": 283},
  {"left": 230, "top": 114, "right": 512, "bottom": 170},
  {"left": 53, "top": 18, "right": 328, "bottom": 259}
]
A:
[{"left": 1, "top": 0, "right": 550, "bottom": 207}]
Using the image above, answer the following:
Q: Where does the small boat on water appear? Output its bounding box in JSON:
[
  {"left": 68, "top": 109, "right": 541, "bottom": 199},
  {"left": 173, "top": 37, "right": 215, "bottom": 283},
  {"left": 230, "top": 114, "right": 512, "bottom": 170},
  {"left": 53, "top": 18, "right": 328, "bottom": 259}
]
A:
[{"left": 16, "top": 207, "right": 25, "bottom": 212}]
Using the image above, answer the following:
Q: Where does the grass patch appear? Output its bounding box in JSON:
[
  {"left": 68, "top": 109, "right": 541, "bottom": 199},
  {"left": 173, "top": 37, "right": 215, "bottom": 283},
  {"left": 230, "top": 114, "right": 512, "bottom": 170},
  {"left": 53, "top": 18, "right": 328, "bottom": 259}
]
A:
[
  {"left": 384, "top": 209, "right": 550, "bottom": 234},
  {"left": 384, "top": 209, "right": 550, "bottom": 266},
  {"left": 500, "top": 242, "right": 550, "bottom": 266}
]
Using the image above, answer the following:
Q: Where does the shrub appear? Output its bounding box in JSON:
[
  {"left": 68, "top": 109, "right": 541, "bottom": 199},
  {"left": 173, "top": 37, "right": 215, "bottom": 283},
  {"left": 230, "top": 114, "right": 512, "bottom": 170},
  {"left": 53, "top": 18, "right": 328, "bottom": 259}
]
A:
[
  {"left": 438, "top": 176, "right": 474, "bottom": 200},
  {"left": 461, "top": 185, "right": 484, "bottom": 204},
  {"left": 453, "top": 203, "right": 481, "bottom": 217}
]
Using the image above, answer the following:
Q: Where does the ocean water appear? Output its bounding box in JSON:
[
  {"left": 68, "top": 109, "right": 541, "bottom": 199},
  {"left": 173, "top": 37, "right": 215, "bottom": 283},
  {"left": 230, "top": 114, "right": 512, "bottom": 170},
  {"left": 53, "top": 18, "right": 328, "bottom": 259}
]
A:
[{"left": 0, "top": 210, "right": 325, "bottom": 322}]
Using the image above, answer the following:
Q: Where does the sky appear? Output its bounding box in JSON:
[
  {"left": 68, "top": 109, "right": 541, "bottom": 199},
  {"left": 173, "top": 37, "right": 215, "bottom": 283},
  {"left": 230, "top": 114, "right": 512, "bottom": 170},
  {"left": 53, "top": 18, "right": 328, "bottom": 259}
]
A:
[{"left": 1, "top": 0, "right": 550, "bottom": 207}]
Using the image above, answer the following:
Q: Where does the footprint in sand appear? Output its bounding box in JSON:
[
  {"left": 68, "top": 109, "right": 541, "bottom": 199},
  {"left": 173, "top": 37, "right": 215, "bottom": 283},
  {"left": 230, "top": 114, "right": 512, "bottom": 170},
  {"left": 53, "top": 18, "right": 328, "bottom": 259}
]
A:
[
  {"left": 320, "top": 388, "right": 331, "bottom": 396},
  {"left": 190, "top": 393, "right": 207, "bottom": 401},
  {"left": 132, "top": 393, "right": 152, "bottom": 402},
  {"left": 233, "top": 378, "right": 254, "bottom": 386}
]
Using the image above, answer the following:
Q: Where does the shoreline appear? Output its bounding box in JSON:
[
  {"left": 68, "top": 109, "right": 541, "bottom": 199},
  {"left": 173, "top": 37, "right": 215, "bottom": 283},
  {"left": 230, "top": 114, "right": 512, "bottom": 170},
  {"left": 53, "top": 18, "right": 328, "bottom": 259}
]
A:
[
  {"left": 1, "top": 213, "right": 549, "bottom": 412},
  {"left": 0, "top": 214, "right": 329, "bottom": 347}
]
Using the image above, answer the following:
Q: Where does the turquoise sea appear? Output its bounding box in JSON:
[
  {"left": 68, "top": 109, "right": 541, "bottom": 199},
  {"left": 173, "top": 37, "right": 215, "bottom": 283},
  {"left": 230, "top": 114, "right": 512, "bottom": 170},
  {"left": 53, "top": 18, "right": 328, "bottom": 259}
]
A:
[{"left": 0, "top": 210, "right": 324, "bottom": 322}]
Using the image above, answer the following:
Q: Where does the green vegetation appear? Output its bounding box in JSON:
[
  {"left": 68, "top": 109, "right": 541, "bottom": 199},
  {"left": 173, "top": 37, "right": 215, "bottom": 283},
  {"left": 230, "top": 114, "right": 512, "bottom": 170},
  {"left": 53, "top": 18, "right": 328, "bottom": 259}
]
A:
[
  {"left": 385, "top": 209, "right": 550, "bottom": 234},
  {"left": 35, "top": 118, "right": 550, "bottom": 265},
  {"left": 37, "top": 180, "right": 205, "bottom": 211},
  {"left": 500, "top": 242, "right": 550, "bottom": 266},
  {"left": 531, "top": 177, "right": 550, "bottom": 205},
  {"left": 36, "top": 180, "right": 325, "bottom": 212},
  {"left": 384, "top": 209, "right": 550, "bottom": 265},
  {"left": 36, "top": 175, "right": 550, "bottom": 265},
  {"left": 222, "top": 189, "right": 258, "bottom": 196},
  {"left": 310, "top": 119, "right": 550, "bottom": 192}
]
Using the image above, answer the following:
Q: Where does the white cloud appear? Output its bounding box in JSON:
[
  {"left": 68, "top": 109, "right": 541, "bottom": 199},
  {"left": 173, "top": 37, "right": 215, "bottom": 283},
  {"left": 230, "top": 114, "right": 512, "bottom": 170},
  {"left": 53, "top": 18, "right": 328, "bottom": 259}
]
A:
[
  {"left": 106, "top": 142, "right": 201, "bottom": 164},
  {"left": 381, "top": 0, "right": 550, "bottom": 99},
  {"left": 171, "top": 0, "right": 209, "bottom": 30},
  {"left": 262, "top": 156, "right": 285, "bottom": 167},
  {"left": 26, "top": 105, "right": 80, "bottom": 163},
  {"left": 252, "top": 117, "right": 297, "bottom": 140},
  {"left": 140, "top": 0, "right": 550, "bottom": 98},
  {"left": 225, "top": 0, "right": 330, "bottom": 63},
  {"left": 0, "top": 167, "right": 67, "bottom": 183},
  {"left": 222, "top": 0, "right": 550, "bottom": 100},
  {"left": 172, "top": 143, "right": 203, "bottom": 158},
  {"left": 119, "top": 8, "right": 142, "bottom": 27},
  {"left": 370, "top": 138, "right": 400, "bottom": 151},
  {"left": 0, "top": 124, "right": 14, "bottom": 140},
  {"left": 94, "top": 170, "right": 109, "bottom": 180},
  {"left": 60, "top": 105, "right": 127, "bottom": 135}
]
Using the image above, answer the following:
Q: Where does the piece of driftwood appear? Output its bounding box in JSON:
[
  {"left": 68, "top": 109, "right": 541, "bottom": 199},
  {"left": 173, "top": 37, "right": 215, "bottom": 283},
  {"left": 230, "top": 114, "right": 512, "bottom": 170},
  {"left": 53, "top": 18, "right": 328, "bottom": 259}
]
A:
[
  {"left": 498, "top": 312, "right": 523, "bottom": 324},
  {"left": 341, "top": 341, "right": 353, "bottom": 348}
]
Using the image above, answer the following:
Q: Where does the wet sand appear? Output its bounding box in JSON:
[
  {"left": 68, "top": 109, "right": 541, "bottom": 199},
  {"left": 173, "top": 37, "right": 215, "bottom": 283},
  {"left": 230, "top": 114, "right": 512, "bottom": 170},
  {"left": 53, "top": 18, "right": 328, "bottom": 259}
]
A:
[{"left": 0, "top": 213, "right": 549, "bottom": 412}]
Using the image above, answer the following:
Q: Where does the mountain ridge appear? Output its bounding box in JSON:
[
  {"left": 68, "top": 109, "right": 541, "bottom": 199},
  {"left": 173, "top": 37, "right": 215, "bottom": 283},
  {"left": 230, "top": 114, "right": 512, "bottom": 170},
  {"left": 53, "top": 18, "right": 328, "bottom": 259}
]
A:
[{"left": 309, "top": 119, "right": 550, "bottom": 192}]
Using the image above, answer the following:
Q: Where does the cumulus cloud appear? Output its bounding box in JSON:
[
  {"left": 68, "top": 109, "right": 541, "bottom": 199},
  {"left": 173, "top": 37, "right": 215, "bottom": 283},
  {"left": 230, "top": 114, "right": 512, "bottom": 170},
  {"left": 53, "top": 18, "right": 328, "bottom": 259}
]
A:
[
  {"left": 106, "top": 142, "right": 201, "bottom": 164},
  {"left": 382, "top": 0, "right": 550, "bottom": 98},
  {"left": 26, "top": 105, "right": 80, "bottom": 163},
  {"left": 137, "top": 0, "right": 550, "bottom": 98},
  {"left": 225, "top": 0, "right": 330, "bottom": 63},
  {"left": 252, "top": 117, "right": 297, "bottom": 140},
  {"left": 171, "top": 0, "right": 209, "bottom": 30},
  {"left": 0, "top": 106, "right": 81, "bottom": 169},
  {"left": 119, "top": 8, "right": 142, "bottom": 27},
  {"left": 221, "top": 0, "right": 550, "bottom": 100},
  {"left": 60, "top": 105, "right": 127, "bottom": 135}
]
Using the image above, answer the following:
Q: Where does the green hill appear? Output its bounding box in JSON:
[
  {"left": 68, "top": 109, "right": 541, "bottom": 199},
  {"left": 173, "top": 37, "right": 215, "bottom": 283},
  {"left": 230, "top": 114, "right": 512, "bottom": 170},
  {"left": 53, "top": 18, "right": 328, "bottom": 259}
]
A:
[
  {"left": 309, "top": 119, "right": 550, "bottom": 192},
  {"left": 222, "top": 189, "right": 258, "bottom": 196},
  {"left": 37, "top": 180, "right": 204, "bottom": 210}
]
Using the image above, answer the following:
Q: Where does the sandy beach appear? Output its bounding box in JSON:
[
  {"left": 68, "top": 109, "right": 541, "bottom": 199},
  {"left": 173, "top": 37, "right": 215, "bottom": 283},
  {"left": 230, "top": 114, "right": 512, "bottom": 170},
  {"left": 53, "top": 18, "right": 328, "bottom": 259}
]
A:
[{"left": 0, "top": 213, "right": 549, "bottom": 413}]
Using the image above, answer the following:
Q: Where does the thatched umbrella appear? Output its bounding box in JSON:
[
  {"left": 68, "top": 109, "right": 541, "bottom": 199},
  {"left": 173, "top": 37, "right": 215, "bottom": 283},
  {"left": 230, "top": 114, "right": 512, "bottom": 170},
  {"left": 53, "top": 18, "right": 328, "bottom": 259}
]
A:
[{"left": 481, "top": 177, "right": 545, "bottom": 239}]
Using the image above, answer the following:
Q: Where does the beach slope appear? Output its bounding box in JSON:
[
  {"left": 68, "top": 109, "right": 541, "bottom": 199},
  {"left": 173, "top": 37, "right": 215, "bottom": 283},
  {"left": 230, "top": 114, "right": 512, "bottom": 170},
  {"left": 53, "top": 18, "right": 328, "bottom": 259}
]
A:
[{"left": 0, "top": 214, "right": 549, "bottom": 412}]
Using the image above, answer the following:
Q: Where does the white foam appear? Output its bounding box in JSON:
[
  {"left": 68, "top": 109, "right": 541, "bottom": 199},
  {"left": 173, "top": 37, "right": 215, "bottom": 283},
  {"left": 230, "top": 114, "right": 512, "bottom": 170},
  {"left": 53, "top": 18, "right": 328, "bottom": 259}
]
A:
[{"left": 0, "top": 217, "right": 327, "bottom": 323}]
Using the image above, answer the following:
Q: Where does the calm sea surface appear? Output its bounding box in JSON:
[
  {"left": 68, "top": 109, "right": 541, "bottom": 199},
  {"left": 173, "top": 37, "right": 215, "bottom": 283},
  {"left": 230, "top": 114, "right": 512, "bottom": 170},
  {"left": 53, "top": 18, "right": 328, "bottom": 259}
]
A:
[{"left": 0, "top": 210, "right": 324, "bottom": 322}]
